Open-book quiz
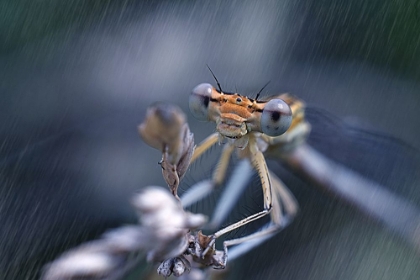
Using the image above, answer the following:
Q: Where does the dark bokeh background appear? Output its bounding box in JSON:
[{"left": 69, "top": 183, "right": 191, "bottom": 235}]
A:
[{"left": 1, "top": 1, "right": 420, "bottom": 279}]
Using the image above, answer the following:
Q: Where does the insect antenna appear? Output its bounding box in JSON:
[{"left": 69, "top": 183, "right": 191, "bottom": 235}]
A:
[
  {"left": 255, "top": 81, "right": 271, "bottom": 101},
  {"left": 206, "top": 64, "right": 223, "bottom": 92}
]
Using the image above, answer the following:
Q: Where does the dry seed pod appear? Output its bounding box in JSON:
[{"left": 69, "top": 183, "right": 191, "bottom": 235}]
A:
[{"left": 139, "top": 103, "right": 194, "bottom": 197}]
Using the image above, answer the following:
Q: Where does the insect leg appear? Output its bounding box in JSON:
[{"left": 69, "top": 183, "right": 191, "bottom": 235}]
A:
[
  {"left": 181, "top": 138, "right": 235, "bottom": 207},
  {"left": 190, "top": 132, "right": 219, "bottom": 163},
  {"left": 208, "top": 139, "right": 274, "bottom": 239},
  {"left": 216, "top": 170, "right": 298, "bottom": 267},
  {"left": 201, "top": 137, "right": 298, "bottom": 265}
]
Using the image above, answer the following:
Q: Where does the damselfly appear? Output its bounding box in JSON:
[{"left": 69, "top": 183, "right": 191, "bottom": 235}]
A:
[
  {"left": 39, "top": 75, "right": 418, "bottom": 280},
  {"left": 137, "top": 75, "right": 420, "bottom": 278}
]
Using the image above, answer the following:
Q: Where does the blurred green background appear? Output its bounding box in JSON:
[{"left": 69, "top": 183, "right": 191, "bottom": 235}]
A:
[{"left": 1, "top": 0, "right": 419, "bottom": 77}]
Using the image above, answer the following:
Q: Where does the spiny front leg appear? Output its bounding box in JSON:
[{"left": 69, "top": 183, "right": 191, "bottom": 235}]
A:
[{"left": 249, "top": 137, "right": 273, "bottom": 210}]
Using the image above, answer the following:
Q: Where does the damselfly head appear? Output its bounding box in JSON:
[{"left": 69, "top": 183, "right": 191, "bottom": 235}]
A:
[{"left": 189, "top": 83, "right": 292, "bottom": 141}]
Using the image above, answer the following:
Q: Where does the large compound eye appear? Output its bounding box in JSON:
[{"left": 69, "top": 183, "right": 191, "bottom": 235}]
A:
[
  {"left": 260, "top": 99, "right": 292, "bottom": 136},
  {"left": 189, "top": 83, "right": 213, "bottom": 121}
]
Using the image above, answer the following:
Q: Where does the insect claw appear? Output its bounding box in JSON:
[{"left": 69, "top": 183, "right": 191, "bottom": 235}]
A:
[{"left": 201, "top": 236, "right": 216, "bottom": 259}]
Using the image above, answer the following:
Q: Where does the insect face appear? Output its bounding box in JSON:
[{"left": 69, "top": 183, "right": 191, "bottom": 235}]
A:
[{"left": 189, "top": 83, "right": 292, "bottom": 143}]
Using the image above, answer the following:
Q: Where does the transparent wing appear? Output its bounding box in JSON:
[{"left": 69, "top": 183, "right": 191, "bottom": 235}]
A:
[{"left": 233, "top": 107, "right": 420, "bottom": 279}]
